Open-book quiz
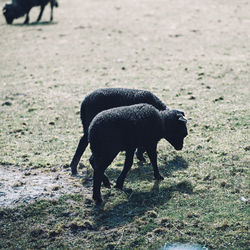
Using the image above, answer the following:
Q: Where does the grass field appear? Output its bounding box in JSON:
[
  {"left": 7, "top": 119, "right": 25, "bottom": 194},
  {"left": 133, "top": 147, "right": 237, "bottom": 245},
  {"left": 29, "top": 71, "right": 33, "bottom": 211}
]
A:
[{"left": 0, "top": 0, "right": 249, "bottom": 249}]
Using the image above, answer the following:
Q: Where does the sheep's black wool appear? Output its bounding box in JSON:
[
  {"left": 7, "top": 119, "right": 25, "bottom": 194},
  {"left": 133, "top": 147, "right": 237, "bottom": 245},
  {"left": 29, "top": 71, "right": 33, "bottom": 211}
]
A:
[
  {"left": 2, "top": 0, "right": 58, "bottom": 24},
  {"left": 70, "top": 88, "right": 167, "bottom": 175},
  {"left": 88, "top": 103, "right": 188, "bottom": 203}
]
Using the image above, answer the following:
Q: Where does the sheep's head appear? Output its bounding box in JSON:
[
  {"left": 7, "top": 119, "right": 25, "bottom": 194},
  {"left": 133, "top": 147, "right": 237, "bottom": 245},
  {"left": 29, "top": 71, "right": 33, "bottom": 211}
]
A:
[
  {"left": 3, "top": 4, "right": 14, "bottom": 24},
  {"left": 2, "top": 3, "right": 21, "bottom": 24},
  {"left": 164, "top": 110, "right": 188, "bottom": 150}
]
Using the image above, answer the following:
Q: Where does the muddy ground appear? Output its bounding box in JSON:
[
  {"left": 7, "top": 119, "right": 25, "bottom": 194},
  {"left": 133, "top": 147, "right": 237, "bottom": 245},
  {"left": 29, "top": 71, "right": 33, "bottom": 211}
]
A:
[{"left": 0, "top": 0, "right": 249, "bottom": 208}]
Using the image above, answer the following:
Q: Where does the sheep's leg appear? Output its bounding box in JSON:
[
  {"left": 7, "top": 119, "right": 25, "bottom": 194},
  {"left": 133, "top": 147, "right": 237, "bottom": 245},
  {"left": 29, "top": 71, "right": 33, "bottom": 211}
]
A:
[
  {"left": 93, "top": 168, "right": 104, "bottom": 204},
  {"left": 70, "top": 134, "right": 88, "bottom": 175},
  {"left": 136, "top": 147, "right": 146, "bottom": 162},
  {"left": 92, "top": 153, "right": 117, "bottom": 203},
  {"left": 89, "top": 155, "right": 111, "bottom": 188},
  {"left": 24, "top": 9, "right": 31, "bottom": 24},
  {"left": 49, "top": 0, "right": 54, "bottom": 21},
  {"left": 37, "top": 5, "right": 45, "bottom": 22},
  {"left": 146, "top": 144, "right": 164, "bottom": 180},
  {"left": 115, "top": 148, "right": 136, "bottom": 190},
  {"left": 102, "top": 175, "right": 111, "bottom": 188}
]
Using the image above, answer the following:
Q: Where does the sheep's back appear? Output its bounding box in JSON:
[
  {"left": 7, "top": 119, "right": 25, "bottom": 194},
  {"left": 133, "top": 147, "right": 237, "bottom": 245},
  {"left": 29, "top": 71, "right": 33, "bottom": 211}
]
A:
[
  {"left": 80, "top": 88, "right": 166, "bottom": 132},
  {"left": 88, "top": 104, "right": 163, "bottom": 153}
]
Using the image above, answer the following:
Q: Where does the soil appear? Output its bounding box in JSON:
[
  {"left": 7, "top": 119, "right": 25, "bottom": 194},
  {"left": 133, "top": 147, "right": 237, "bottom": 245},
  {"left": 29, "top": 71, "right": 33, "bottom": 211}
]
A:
[{"left": 0, "top": 164, "right": 92, "bottom": 207}]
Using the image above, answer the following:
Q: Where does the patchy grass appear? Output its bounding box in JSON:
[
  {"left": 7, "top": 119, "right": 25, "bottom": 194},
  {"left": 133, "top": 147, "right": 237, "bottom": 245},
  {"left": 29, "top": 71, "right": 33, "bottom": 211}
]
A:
[
  {"left": 0, "top": 0, "right": 249, "bottom": 249},
  {"left": 0, "top": 175, "right": 249, "bottom": 249}
]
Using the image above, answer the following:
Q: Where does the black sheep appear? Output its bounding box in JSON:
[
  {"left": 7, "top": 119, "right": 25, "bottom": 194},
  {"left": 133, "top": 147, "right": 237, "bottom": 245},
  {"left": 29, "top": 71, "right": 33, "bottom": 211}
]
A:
[
  {"left": 88, "top": 103, "right": 188, "bottom": 203},
  {"left": 2, "top": 0, "right": 58, "bottom": 24},
  {"left": 70, "top": 88, "right": 168, "bottom": 175}
]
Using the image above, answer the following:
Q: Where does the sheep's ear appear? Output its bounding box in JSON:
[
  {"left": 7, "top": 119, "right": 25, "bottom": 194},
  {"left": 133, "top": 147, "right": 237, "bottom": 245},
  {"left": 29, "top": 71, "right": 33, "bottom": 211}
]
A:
[
  {"left": 3, "top": 4, "right": 10, "bottom": 12},
  {"left": 177, "top": 113, "right": 187, "bottom": 123},
  {"left": 178, "top": 116, "right": 187, "bottom": 123}
]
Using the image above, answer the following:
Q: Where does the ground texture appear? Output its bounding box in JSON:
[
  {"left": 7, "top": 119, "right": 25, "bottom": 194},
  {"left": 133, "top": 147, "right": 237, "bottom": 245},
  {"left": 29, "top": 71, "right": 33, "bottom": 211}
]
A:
[{"left": 0, "top": 0, "right": 249, "bottom": 249}]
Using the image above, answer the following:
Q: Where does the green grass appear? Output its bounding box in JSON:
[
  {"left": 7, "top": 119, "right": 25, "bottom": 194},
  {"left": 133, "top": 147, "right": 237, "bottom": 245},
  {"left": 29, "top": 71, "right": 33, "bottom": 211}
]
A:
[
  {"left": 0, "top": 140, "right": 249, "bottom": 249},
  {"left": 0, "top": 176, "right": 249, "bottom": 249}
]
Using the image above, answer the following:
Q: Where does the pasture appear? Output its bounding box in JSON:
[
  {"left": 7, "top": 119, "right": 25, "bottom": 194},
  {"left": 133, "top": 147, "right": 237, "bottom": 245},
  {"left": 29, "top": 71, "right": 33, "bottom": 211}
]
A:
[{"left": 0, "top": 0, "right": 249, "bottom": 249}]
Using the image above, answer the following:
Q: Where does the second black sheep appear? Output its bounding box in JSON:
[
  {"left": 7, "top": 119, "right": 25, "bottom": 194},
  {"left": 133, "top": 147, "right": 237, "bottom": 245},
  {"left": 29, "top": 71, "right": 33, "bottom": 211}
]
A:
[{"left": 70, "top": 88, "right": 168, "bottom": 175}]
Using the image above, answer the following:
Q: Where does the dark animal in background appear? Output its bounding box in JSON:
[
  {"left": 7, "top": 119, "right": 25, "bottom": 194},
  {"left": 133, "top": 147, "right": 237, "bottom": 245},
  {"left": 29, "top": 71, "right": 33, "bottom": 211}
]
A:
[
  {"left": 88, "top": 103, "right": 188, "bottom": 203},
  {"left": 2, "top": 0, "right": 58, "bottom": 24},
  {"left": 70, "top": 88, "right": 168, "bottom": 175}
]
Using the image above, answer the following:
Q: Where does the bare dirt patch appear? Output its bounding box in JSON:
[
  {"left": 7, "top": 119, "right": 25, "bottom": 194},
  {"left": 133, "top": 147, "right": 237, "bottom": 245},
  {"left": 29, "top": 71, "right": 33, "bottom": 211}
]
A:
[{"left": 0, "top": 164, "right": 91, "bottom": 207}]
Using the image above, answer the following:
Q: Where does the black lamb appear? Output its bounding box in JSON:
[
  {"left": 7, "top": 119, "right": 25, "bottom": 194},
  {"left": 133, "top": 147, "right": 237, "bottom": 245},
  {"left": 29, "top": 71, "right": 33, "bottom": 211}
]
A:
[
  {"left": 2, "top": 0, "right": 58, "bottom": 24},
  {"left": 88, "top": 103, "right": 188, "bottom": 203},
  {"left": 70, "top": 88, "right": 168, "bottom": 175}
]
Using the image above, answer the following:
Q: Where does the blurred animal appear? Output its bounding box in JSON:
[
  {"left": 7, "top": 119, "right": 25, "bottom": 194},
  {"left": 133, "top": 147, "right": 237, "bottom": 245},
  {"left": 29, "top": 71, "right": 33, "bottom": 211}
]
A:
[
  {"left": 88, "top": 103, "right": 188, "bottom": 203},
  {"left": 70, "top": 88, "right": 168, "bottom": 175},
  {"left": 2, "top": 0, "right": 58, "bottom": 24}
]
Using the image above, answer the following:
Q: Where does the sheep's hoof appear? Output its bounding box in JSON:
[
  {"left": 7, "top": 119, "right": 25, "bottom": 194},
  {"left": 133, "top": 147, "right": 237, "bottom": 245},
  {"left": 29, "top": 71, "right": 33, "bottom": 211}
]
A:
[
  {"left": 103, "top": 181, "right": 111, "bottom": 188},
  {"left": 114, "top": 184, "right": 123, "bottom": 190},
  {"left": 155, "top": 175, "right": 164, "bottom": 181},
  {"left": 95, "top": 199, "right": 103, "bottom": 205},
  {"left": 103, "top": 176, "right": 111, "bottom": 188},
  {"left": 93, "top": 196, "right": 103, "bottom": 205},
  {"left": 71, "top": 170, "right": 78, "bottom": 176},
  {"left": 71, "top": 166, "right": 78, "bottom": 176},
  {"left": 123, "top": 188, "right": 133, "bottom": 194},
  {"left": 136, "top": 152, "right": 146, "bottom": 162}
]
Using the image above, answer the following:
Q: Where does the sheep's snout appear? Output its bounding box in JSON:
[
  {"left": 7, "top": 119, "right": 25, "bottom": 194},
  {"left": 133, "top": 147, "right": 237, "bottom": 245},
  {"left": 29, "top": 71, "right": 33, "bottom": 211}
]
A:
[
  {"left": 174, "top": 144, "right": 183, "bottom": 151},
  {"left": 3, "top": 5, "right": 14, "bottom": 24}
]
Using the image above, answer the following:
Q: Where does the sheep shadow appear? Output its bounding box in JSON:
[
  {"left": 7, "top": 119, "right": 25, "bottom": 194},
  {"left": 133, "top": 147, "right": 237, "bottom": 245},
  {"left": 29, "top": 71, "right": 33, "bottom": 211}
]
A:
[
  {"left": 163, "top": 155, "right": 189, "bottom": 174},
  {"left": 104, "top": 155, "right": 189, "bottom": 184},
  {"left": 92, "top": 179, "right": 193, "bottom": 229},
  {"left": 12, "top": 21, "right": 58, "bottom": 26}
]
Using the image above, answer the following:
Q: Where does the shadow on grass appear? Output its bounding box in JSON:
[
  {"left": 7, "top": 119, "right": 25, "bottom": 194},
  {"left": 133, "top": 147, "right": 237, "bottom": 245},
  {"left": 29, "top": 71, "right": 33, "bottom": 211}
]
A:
[
  {"left": 164, "top": 155, "right": 189, "bottom": 174},
  {"left": 92, "top": 179, "right": 193, "bottom": 229},
  {"left": 81, "top": 155, "right": 190, "bottom": 229},
  {"left": 105, "top": 155, "right": 189, "bottom": 183}
]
